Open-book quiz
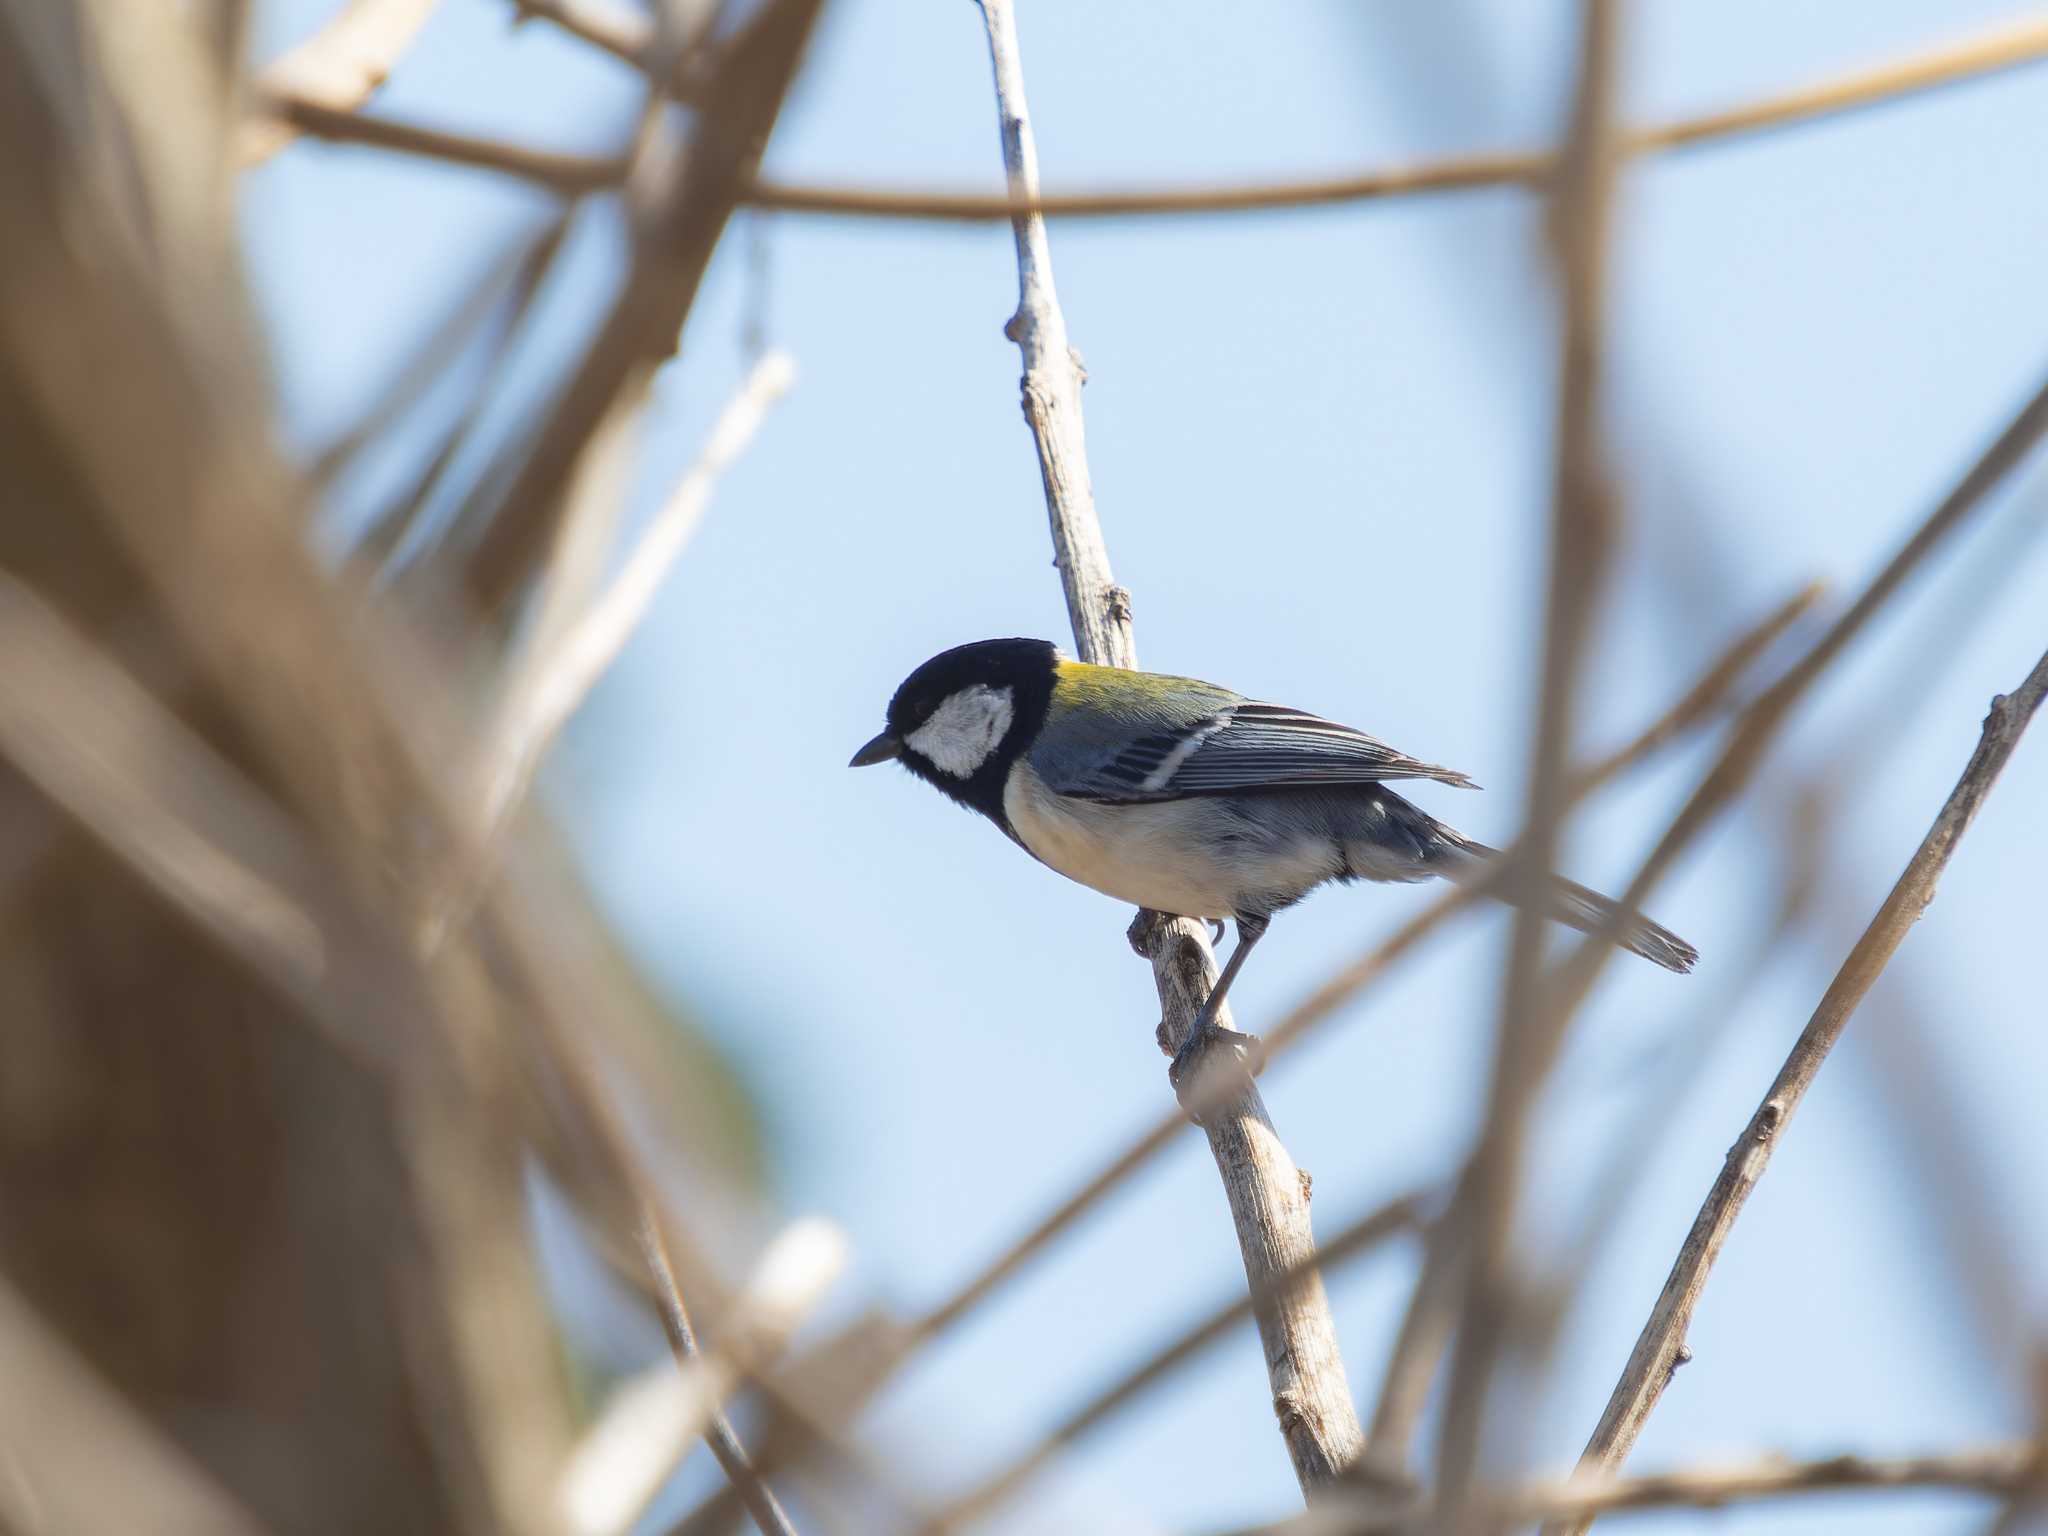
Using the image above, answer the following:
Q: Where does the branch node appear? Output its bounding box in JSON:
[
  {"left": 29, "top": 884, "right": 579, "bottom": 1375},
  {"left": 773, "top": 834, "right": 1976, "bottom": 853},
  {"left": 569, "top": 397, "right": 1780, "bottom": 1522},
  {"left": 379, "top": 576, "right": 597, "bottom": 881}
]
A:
[{"left": 1274, "top": 1393, "right": 1311, "bottom": 1436}]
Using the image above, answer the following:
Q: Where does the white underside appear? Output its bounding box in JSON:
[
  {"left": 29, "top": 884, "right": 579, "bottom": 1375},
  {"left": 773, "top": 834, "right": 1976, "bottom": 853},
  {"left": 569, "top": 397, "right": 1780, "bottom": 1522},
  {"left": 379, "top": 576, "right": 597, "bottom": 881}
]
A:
[{"left": 1002, "top": 759, "right": 1340, "bottom": 919}]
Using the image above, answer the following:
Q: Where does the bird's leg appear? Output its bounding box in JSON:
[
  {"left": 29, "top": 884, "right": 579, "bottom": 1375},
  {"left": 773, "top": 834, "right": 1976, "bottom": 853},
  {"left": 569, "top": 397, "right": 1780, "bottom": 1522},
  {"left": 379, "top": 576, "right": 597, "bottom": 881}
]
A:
[{"left": 1168, "top": 914, "right": 1269, "bottom": 1109}]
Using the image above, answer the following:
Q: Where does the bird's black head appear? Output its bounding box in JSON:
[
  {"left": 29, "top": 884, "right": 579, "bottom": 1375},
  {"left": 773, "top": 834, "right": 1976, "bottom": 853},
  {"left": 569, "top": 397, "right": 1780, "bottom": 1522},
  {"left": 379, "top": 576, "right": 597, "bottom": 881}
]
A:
[{"left": 849, "top": 637, "right": 1060, "bottom": 825}]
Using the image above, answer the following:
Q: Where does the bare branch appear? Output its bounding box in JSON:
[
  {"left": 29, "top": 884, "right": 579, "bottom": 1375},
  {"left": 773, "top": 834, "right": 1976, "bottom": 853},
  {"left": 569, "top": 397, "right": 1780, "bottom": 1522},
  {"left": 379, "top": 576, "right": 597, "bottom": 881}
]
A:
[
  {"left": 257, "top": 14, "right": 2048, "bottom": 220},
  {"left": 433, "top": 350, "right": 793, "bottom": 937},
  {"left": 1436, "top": 1, "right": 1624, "bottom": 1509},
  {"left": 241, "top": 0, "right": 443, "bottom": 165},
  {"left": 1361, "top": 1212, "right": 1468, "bottom": 1480},
  {"left": 757, "top": 5, "right": 2048, "bottom": 219},
  {"left": 503, "top": 353, "right": 796, "bottom": 814},
  {"left": 1545, "top": 644, "right": 2048, "bottom": 1536},
  {"left": 1236, "top": 1440, "right": 2042, "bottom": 1534},
  {"left": 636, "top": 1207, "right": 803, "bottom": 1536},
  {"left": 974, "top": 0, "right": 1361, "bottom": 1491},
  {"left": 509, "top": 0, "right": 649, "bottom": 68},
  {"left": 563, "top": 1217, "right": 848, "bottom": 1536},
  {"left": 1567, "top": 582, "right": 1820, "bottom": 796},
  {"left": 313, "top": 210, "right": 573, "bottom": 490},
  {"left": 256, "top": 91, "right": 626, "bottom": 190}
]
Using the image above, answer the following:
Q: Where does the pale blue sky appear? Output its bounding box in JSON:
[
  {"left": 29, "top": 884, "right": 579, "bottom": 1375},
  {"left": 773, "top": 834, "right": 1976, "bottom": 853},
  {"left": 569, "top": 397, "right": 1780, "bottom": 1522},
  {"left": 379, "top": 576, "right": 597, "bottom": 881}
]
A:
[{"left": 246, "top": 2, "right": 2048, "bottom": 1529}]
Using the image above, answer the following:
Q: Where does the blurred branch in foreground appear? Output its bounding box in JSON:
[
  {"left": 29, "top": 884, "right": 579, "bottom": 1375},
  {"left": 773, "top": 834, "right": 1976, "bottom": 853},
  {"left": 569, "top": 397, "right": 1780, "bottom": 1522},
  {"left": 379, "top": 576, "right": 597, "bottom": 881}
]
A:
[
  {"left": 240, "top": 0, "right": 442, "bottom": 164},
  {"left": 0, "top": 2, "right": 837, "bottom": 1531},
  {"left": 1435, "top": 0, "right": 1624, "bottom": 1513}
]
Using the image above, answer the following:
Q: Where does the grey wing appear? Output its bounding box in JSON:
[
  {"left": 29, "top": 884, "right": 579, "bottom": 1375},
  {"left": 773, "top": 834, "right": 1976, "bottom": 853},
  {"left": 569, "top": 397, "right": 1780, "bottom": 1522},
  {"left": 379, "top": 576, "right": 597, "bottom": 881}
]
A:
[{"left": 1042, "top": 699, "right": 1478, "bottom": 802}]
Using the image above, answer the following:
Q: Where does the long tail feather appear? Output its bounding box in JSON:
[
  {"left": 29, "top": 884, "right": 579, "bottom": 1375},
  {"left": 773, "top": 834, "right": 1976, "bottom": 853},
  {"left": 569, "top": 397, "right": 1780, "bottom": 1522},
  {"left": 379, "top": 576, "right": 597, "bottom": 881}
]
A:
[
  {"left": 1537, "top": 871, "right": 1698, "bottom": 974},
  {"left": 1440, "top": 836, "right": 1698, "bottom": 974}
]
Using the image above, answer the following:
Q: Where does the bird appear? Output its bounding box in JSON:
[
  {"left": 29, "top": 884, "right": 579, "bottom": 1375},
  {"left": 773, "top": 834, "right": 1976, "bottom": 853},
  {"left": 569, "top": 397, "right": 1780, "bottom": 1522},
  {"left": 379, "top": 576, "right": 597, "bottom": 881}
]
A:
[{"left": 850, "top": 637, "right": 1695, "bottom": 1094}]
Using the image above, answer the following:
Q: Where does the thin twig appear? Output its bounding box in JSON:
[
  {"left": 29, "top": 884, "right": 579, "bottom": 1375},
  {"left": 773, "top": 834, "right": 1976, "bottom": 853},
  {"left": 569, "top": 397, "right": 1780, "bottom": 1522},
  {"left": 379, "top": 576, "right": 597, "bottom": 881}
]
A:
[
  {"left": 503, "top": 352, "right": 796, "bottom": 803},
  {"left": 974, "top": 0, "right": 1363, "bottom": 1492},
  {"left": 562, "top": 1217, "right": 848, "bottom": 1536},
  {"left": 1567, "top": 582, "right": 1819, "bottom": 796},
  {"left": 265, "top": 15, "right": 2048, "bottom": 219},
  {"left": 1235, "top": 1440, "right": 2043, "bottom": 1534},
  {"left": 938, "top": 1195, "right": 1424, "bottom": 1530},
  {"left": 257, "top": 91, "right": 627, "bottom": 190},
  {"left": 1436, "top": 0, "right": 1624, "bottom": 1511},
  {"left": 241, "top": 0, "right": 443, "bottom": 165},
  {"left": 636, "top": 1207, "right": 801, "bottom": 1536},
  {"left": 509, "top": 0, "right": 648, "bottom": 68},
  {"left": 1360, "top": 1211, "right": 1468, "bottom": 1480},
  {"left": 1544, "top": 643, "right": 2048, "bottom": 1536},
  {"left": 353, "top": 220, "right": 583, "bottom": 572},
  {"left": 757, "top": 10, "right": 2048, "bottom": 220},
  {"left": 313, "top": 210, "right": 572, "bottom": 488}
]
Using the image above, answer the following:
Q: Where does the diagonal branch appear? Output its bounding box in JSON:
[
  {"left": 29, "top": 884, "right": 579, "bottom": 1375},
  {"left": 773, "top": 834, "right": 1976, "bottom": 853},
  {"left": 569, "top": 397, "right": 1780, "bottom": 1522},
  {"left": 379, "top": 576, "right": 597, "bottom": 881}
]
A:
[
  {"left": 636, "top": 1207, "right": 801, "bottom": 1536},
  {"left": 241, "top": 0, "right": 443, "bottom": 165},
  {"left": 973, "top": 0, "right": 1363, "bottom": 1493},
  {"left": 1544, "top": 642, "right": 2048, "bottom": 1536},
  {"left": 450, "top": 351, "right": 796, "bottom": 924}
]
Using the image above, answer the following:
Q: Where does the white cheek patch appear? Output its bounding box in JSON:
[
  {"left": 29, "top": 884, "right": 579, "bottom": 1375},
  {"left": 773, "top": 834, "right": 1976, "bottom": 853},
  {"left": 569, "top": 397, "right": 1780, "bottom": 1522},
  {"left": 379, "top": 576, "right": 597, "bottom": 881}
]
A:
[{"left": 906, "top": 685, "right": 1015, "bottom": 777}]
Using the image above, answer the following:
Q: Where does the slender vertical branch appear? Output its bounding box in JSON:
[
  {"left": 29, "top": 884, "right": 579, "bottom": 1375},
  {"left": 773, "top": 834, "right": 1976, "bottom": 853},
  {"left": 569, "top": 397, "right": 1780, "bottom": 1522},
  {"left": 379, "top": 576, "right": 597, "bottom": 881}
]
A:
[
  {"left": 973, "top": 0, "right": 1364, "bottom": 1494},
  {"left": 1436, "top": 0, "right": 1625, "bottom": 1508},
  {"left": 1543, "top": 644, "right": 2048, "bottom": 1536}
]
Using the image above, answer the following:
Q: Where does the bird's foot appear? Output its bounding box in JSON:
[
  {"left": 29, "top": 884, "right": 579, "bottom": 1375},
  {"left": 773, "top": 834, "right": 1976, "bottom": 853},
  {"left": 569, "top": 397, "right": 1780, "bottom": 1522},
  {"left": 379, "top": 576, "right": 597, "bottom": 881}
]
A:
[{"left": 1167, "top": 1019, "right": 1266, "bottom": 1117}]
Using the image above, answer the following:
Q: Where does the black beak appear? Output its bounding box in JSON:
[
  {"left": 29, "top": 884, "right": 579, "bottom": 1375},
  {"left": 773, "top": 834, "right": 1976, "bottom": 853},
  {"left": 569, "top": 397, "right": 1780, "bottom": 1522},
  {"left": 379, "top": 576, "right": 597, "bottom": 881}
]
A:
[{"left": 849, "top": 731, "right": 901, "bottom": 768}]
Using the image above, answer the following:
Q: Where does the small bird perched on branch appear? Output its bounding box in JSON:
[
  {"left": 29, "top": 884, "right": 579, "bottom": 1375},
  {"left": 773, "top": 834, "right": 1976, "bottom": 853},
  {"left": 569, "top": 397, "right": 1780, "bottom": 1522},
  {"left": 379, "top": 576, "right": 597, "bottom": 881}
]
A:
[{"left": 852, "top": 638, "right": 1695, "bottom": 1092}]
